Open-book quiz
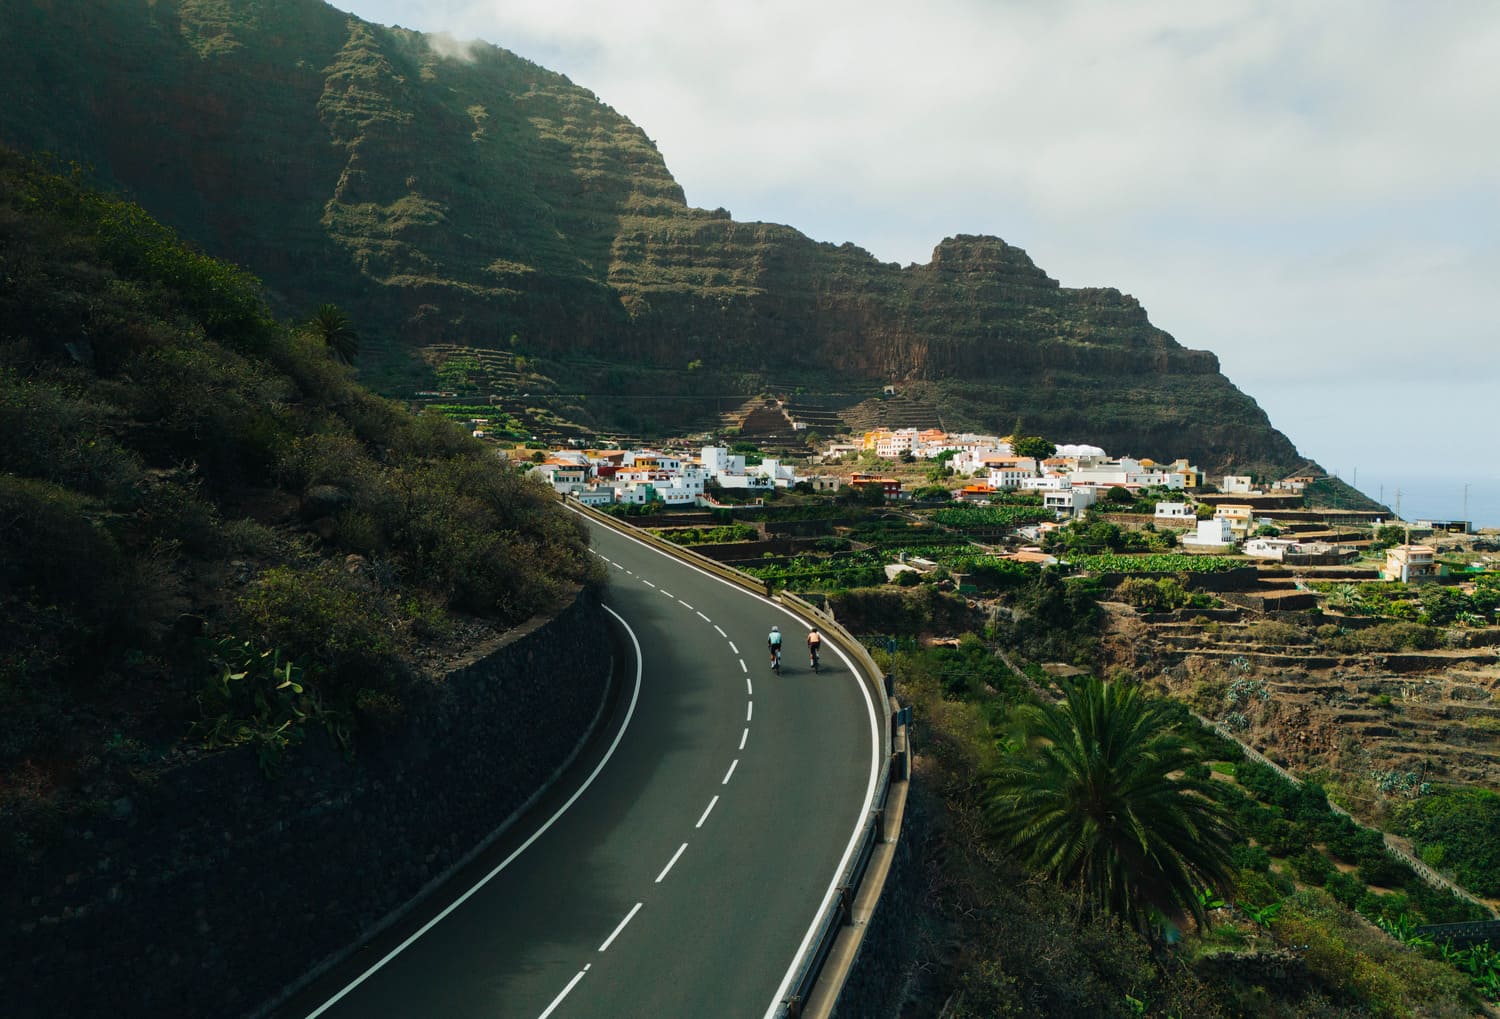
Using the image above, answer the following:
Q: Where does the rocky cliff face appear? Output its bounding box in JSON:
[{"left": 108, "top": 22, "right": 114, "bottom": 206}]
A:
[{"left": 0, "top": 0, "right": 1306, "bottom": 473}]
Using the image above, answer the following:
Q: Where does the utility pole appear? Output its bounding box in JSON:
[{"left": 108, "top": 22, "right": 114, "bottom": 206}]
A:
[{"left": 1463, "top": 481, "right": 1470, "bottom": 533}]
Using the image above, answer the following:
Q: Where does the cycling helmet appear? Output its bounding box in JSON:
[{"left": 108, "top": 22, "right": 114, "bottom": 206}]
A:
[{"left": 770, "top": 625, "right": 780, "bottom": 631}]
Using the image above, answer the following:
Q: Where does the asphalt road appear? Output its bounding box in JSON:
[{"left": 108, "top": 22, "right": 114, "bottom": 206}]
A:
[{"left": 285, "top": 517, "right": 880, "bottom": 1019}]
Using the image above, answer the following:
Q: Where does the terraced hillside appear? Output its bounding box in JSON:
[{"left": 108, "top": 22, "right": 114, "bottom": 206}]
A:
[{"left": 1113, "top": 608, "right": 1500, "bottom": 791}]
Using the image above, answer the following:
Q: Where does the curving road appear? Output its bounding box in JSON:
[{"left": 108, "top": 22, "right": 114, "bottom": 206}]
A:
[{"left": 281, "top": 516, "right": 880, "bottom": 1018}]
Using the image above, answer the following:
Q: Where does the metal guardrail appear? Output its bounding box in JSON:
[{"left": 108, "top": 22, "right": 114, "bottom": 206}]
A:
[
  {"left": 563, "top": 502, "right": 907, "bottom": 1017},
  {"left": 1415, "top": 919, "right": 1500, "bottom": 947},
  {"left": 776, "top": 591, "right": 903, "bottom": 1019},
  {"left": 562, "top": 496, "right": 771, "bottom": 598}
]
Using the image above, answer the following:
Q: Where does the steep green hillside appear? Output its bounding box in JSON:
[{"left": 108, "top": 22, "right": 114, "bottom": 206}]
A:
[
  {"left": 0, "top": 147, "right": 598, "bottom": 851},
  {"left": 2, "top": 0, "right": 1304, "bottom": 474}
]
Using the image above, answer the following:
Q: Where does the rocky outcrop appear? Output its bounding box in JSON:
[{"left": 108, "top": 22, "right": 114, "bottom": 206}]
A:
[{"left": 0, "top": 0, "right": 1308, "bottom": 474}]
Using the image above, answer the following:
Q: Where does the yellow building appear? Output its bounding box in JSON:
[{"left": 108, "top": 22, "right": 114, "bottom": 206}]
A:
[{"left": 1213, "top": 503, "right": 1255, "bottom": 541}]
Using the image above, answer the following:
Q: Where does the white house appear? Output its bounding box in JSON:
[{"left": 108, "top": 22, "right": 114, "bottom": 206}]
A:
[
  {"left": 1181, "top": 518, "right": 1236, "bottom": 551},
  {"left": 1221, "top": 475, "right": 1256, "bottom": 494},
  {"left": 986, "top": 458, "right": 1039, "bottom": 489},
  {"left": 1244, "top": 537, "right": 1299, "bottom": 561},
  {"left": 1155, "top": 502, "right": 1196, "bottom": 523},
  {"left": 1021, "top": 475, "right": 1072, "bottom": 492},
  {"left": 1044, "top": 487, "right": 1096, "bottom": 518},
  {"left": 700, "top": 446, "right": 746, "bottom": 474}
]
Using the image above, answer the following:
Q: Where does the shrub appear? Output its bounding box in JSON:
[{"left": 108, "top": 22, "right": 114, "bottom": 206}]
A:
[
  {"left": 237, "top": 564, "right": 396, "bottom": 695},
  {"left": 1290, "top": 849, "right": 1333, "bottom": 886},
  {"left": 1325, "top": 870, "right": 1366, "bottom": 907},
  {"left": 1232, "top": 843, "right": 1271, "bottom": 873},
  {"left": 1272, "top": 890, "right": 1476, "bottom": 1018}
]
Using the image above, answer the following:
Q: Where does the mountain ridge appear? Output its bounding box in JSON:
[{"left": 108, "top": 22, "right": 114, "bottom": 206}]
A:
[{"left": 2, "top": 0, "right": 1305, "bottom": 473}]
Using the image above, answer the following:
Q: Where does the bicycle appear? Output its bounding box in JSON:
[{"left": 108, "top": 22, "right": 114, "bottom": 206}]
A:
[
  {"left": 770, "top": 645, "right": 782, "bottom": 674},
  {"left": 809, "top": 644, "right": 820, "bottom": 673}
]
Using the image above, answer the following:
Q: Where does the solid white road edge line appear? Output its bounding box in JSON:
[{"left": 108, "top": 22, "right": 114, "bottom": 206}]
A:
[
  {"left": 695, "top": 796, "right": 719, "bottom": 829},
  {"left": 722, "top": 759, "right": 739, "bottom": 785},
  {"left": 568, "top": 513, "right": 882, "bottom": 1019},
  {"left": 537, "top": 968, "right": 588, "bottom": 1019},
  {"left": 304, "top": 606, "right": 645, "bottom": 1019},
  {"left": 760, "top": 635, "right": 880, "bottom": 1019},
  {"left": 598, "top": 902, "right": 643, "bottom": 953},
  {"left": 655, "top": 843, "right": 689, "bottom": 884}
]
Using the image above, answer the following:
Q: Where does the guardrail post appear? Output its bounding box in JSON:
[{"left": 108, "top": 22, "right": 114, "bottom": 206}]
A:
[
  {"left": 883, "top": 673, "right": 894, "bottom": 698},
  {"left": 837, "top": 886, "right": 852, "bottom": 925}
]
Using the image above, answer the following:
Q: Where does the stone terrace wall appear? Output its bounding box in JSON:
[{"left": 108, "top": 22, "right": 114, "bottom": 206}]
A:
[{"left": 2, "top": 591, "right": 612, "bottom": 1019}]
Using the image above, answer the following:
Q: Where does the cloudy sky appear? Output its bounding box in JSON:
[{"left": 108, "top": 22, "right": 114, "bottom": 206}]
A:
[{"left": 336, "top": 0, "right": 1498, "bottom": 524}]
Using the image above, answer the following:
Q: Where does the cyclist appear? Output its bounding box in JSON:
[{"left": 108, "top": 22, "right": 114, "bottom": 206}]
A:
[
  {"left": 767, "top": 625, "right": 783, "bottom": 671},
  {"left": 806, "top": 627, "right": 823, "bottom": 671}
]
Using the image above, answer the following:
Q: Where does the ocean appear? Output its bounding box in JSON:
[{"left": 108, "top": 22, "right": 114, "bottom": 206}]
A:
[{"left": 1350, "top": 475, "right": 1500, "bottom": 531}]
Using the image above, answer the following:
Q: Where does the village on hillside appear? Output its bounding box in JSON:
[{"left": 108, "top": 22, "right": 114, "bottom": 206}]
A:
[{"left": 503, "top": 421, "right": 1482, "bottom": 583}]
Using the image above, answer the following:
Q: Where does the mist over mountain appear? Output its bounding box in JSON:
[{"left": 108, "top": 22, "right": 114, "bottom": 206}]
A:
[{"left": 1, "top": 0, "right": 1309, "bottom": 474}]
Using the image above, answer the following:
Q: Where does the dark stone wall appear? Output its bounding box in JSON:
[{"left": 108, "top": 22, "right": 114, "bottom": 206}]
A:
[
  {"left": 830, "top": 802, "right": 922, "bottom": 1019},
  {"left": 1, "top": 591, "right": 613, "bottom": 1019}
]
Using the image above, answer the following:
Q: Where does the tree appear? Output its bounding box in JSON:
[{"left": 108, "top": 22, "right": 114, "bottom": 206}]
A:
[
  {"left": 1104, "top": 485, "right": 1135, "bottom": 505},
  {"left": 1013, "top": 435, "right": 1056, "bottom": 460},
  {"left": 307, "top": 303, "right": 358, "bottom": 364},
  {"left": 988, "top": 677, "right": 1236, "bottom": 939}
]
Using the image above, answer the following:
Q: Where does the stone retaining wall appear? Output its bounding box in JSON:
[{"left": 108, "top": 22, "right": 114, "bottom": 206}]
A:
[{"left": 2, "top": 591, "right": 613, "bottom": 1019}]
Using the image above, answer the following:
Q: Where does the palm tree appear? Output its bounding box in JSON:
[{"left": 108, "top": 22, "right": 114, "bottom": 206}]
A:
[
  {"left": 988, "top": 676, "right": 1235, "bottom": 938},
  {"left": 307, "top": 303, "right": 358, "bottom": 364}
]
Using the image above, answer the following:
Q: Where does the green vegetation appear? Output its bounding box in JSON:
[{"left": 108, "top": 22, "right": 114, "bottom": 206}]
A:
[
  {"left": 306, "top": 303, "right": 359, "bottom": 365},
  {"left": 1045, "top": 519, "right": 1180, "bottom": 555},
  {"left": 1393, "top": 787, "right": 1500, "bottom": 898},
  {"left": 1114, "top": 576, "right": 1215, "bottom": 612},
  {"left": 1010, "top": 435, "right": 1056, "bottom": 460},
  {"left": 1066, "top": 553, "right": 1241, "bottom": 573},
  {"left": 929, "top": 504, "right": 1053, "bottom": 531},
  {"left": 989, "top": 676, "right": 1235, "bottom": 937},
  {"left": 653, "top": 523, "right": 757, "bottom": 545},
  {"left": 0, "top": 152, "right": 599, "bottom": 824}
]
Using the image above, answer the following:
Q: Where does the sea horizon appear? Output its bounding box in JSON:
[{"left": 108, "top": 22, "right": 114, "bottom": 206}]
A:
[{"left": 1347, "top": 473, "right": 1500, "bottom": 532}]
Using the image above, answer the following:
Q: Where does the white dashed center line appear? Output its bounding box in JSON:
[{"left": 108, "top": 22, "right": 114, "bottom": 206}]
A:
[
  {"left": 722, "top": 759, "right": 739, "bottom": 785},
  {"left": 678, "top": 599, "right": 694, "bottom": 610},
  {"left": 598, "top": 903, "right": 643, "bottom": 953},
  {"left": 739, "top": 659, "right": 748, "bottom": 673},
  {"left": 745, "top": 676, "right": 753, "bottom": 696},
  {"left": 655, "top": 842, "right": 689, "bottom": 883},
  {"left": 539, "top": 967, "right": 588, "bottom": 1019},
  {"left": 728, "top": 641, "right": 739, "bottom": 655},
  {"left": 746, "top": 701, "right": 753, "bottom": 722},
  {"left": 642, "top": 579, "right": 656, "bottom": 588},
  {"left": 697, "top": 610, "right": 711, "bottom": 623},
  {"left": 739, "top": 727, "right": 749, "bottom": 751},
  {"left": 715, "top": 625, "right": 727, "bottom": 638},
  {"left": 696, "top": 796, "right": 719, "bottom": 829}
]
